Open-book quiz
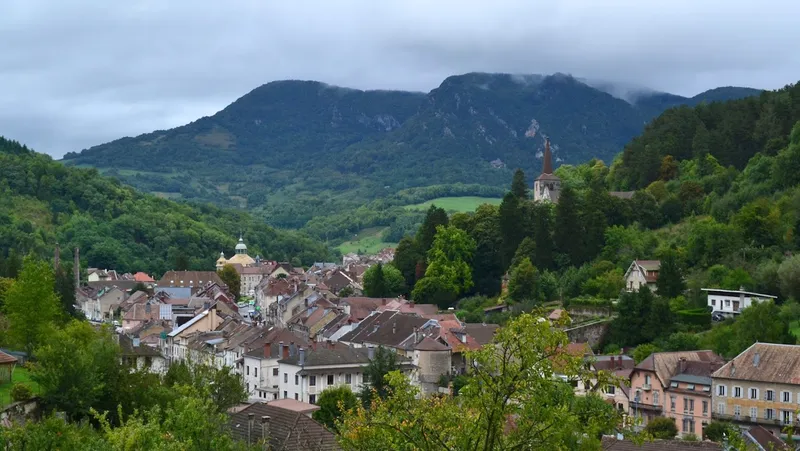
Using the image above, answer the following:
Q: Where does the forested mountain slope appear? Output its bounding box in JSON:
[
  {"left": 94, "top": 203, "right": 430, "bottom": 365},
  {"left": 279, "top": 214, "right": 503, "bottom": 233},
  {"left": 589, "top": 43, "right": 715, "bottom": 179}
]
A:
[
  {"left": 0, "top": 137, "right": 332, "bottom": 277},
  {"left": 63, "top": 73, "right": 759, "bottom": 232}
]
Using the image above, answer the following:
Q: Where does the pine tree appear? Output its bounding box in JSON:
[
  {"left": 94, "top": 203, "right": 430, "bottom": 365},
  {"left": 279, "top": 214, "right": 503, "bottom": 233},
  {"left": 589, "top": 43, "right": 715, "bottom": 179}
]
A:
[
  {"left": 363, "top": 263, "right": 388, "bottom": 297},
  {"left": 507, "top": 258, "right": 540, "bottom": 304},
  {"left": 531, "top": 202, "right": 555, "bottom": 271},
  {"left": 657, "top": 250, "right": 686, "bottom": 299},
  {"left": 416, "top": 206, "right": 449, "bottom": 253},
  {"left": 510, "top": 169, "right": 528, "bottom": 199},
  {"left": 553, "top": 186, "right": 583, "bottom": 267},
  {"left": 498, "top": 192, "right": 524, "bottom": 268},
  {"left": 54, "top": 263, "right": 78, "bottom": 319}
]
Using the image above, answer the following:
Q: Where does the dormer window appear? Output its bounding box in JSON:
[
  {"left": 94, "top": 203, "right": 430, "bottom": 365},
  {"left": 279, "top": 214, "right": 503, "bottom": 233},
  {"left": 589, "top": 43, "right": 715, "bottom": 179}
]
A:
[{"left": 670, "top": 382, "right": 678, "bottom": 388}]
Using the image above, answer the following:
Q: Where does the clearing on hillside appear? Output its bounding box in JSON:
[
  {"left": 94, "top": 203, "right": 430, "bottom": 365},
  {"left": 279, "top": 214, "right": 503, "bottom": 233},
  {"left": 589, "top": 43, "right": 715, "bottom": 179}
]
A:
[
  {"left": 337, "top": 227, "right": 395, "bottom": 255},
  {"left": 405, "top": 196, "right": 502, "bottom": 213}
]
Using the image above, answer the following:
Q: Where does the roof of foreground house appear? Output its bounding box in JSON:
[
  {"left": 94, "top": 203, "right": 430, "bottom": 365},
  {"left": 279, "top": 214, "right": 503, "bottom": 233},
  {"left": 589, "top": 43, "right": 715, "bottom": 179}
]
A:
[
  {"left": 601, "top": 437, "right": 720, "bottom": 451},
  {"left": 712, "top": 342, "right": 800, "bottom": 384},
  {"left": 636, "top": 350, "right": 724, "bottom": 386},
  {"left": 229, "top": 403, "right": 340, "bottom": 450}
]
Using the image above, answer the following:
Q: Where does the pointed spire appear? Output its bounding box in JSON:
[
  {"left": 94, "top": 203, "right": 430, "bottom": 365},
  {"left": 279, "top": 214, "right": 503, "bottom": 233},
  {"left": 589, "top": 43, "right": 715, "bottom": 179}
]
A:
[{"left": 542, "top": 138, "right": 553, "bottom": 175}]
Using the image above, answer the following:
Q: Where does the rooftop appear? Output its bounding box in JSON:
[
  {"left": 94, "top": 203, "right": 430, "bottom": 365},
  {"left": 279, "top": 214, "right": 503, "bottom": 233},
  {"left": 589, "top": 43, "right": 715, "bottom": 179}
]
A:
[
  {"left": 713, "top": 342, "right": 800, "bottom": 384},
  {"left": 228, "top": 402, "right": 339, "bottom": 450},
  {"left": 701, "top": 288, "right": 777, "bottom": 299},
  {"left": 266, "top": 398, "right": 320, "bottom": 414}
]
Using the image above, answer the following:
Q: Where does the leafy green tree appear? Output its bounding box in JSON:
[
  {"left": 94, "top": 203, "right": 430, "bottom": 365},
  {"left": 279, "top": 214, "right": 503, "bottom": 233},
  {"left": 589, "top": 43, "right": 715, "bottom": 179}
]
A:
[
  {"left": 0, "top": 277, "right": 12, "bottom": 310},
  {"left": 313, "top": 386, "right": 358, "bottom": 431},
  {"left": 411, "top": 277, "right": 457, "bottom": 309},
  {"left": 721, "top": 268, "right": 753, "bottom": 290},
  {"left": 510, "top": 169, "right": 528, "bottom": 199},
  {"left": 4, "top": 255, "right": 60, "bottom": 356},
  {"left": 656, "top": 250, "right": 686, "bottom": 299},
  {"left": 507, "top": 258, "right": 539, "bottom": 304},
  {"left": 424, "top": 225, "right": 476, "bottom": 296},
  {"left": 631, "top": 191, "right": 662, "bottom": 229},
  {"left": 632, "top": 343, "right": 661, "bottom": 364},
  {"left": 661, "top": 332, "right": 701, "bottom": 352},
  {"left": 703, "top": 421, "right": 735, "bottom": 442},
  {"left": 360, "top": 346, "right": 399, "bottom": 407},
  {"left": 392, "top": 236, "right": 421, "bottom": 290},
  {"left": 779, "top": 255, "right": 800, "bottom": 300},
  {"left": 340, "top": 313, "right": 622, "bottom": 450},
  {"left": 0, "top": 416, "right": 107, "bottom": 450},
  {"left": 703, "top": 301, "right": 794, "bottom": 358},
  {"left": 218, "top": 263, "right": 241, "bottom": 298},
  {"left": 467, "top": 204, "right": 503, "bottom": 296},
  {"left": 554, "top": 185, "right": 583, "bottom": 266},
  {"left": 582, "top": 188, "right": 608, "bottom": 260},
  {"left": 31, "top": 321, "right": 122, "bottom": 421},
  {"left": 644, "top": 416, "right": 678, "bottom": 439},
  {"left": 363, "top": 263, "right": 387, "bottom": 297},
  {"left": 509, "top": 237, "right": 536, "bottom": 269},
  {"left": 163, "top": 360, "right": 247, "bottom": 413}
]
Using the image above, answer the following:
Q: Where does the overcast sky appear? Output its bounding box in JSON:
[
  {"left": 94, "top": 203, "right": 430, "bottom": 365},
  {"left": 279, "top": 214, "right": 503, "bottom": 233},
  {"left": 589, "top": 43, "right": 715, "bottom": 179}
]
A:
[{"left": 2, "top": 1, "right": 798, "bottom": 158}]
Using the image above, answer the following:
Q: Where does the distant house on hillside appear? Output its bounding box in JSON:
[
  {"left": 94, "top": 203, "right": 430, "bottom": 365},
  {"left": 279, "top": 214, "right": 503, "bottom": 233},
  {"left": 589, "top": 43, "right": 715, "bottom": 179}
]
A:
[
  {"left": 623, "top": 260, "right": 661, "bottom": 292},
  {"left": 703, "top": 287, "right": 777, "bottom": 317}
]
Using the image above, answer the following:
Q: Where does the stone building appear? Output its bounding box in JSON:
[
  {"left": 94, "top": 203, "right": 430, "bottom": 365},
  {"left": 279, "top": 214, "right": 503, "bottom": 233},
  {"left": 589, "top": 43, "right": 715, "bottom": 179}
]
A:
[{"left": 533, "top": 139, "right": 561, "bottom": 203}]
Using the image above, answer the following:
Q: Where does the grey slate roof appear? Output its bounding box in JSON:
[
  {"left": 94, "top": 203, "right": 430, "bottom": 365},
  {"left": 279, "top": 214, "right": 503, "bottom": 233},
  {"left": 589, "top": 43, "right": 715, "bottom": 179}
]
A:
[
  {"left": 670, "top": 373, "right": 711, "bottom": 385},
  {"left": 278, "top": 343, "right": 371, "bottom": 367},
  {"left": 229, "top": 403, "right": 339, "bottom": 450},
  {"left": 339, "top": 310, "right": 430, "bottom": 349}
]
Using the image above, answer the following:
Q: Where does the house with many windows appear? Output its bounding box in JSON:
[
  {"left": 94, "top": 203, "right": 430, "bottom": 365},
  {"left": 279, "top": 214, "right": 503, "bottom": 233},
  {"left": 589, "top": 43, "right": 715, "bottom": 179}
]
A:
[
  {"left": 712, "top": 343, "right": 800, "bottom": 434},
  {"left": 703, "top": 288, "right": 777, "bottom": 318},
  {"left": 629, "top": 350, "right": 724, "bottom": 436}
]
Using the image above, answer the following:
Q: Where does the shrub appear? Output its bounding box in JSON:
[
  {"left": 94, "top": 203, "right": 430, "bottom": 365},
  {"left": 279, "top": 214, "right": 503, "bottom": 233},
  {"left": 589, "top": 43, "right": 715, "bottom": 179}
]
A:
[
  {"left": 11, "top": 383, "right": 33, "bottom": 402},
  {"left": 644, "top": 416, "right": 678, "bottom": 439}
]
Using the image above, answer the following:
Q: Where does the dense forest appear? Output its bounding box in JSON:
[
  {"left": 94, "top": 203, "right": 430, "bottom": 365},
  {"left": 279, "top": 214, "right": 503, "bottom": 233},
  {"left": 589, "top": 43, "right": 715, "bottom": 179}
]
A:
[
  {"left": 0, "top": 137, "right": 333, "bottom": 277},
  {"left": 63, "top": 73, "right": 760, "bottom": 242},
  {"left": 390, "top": 79, "right": 800, "bottom": 360}
]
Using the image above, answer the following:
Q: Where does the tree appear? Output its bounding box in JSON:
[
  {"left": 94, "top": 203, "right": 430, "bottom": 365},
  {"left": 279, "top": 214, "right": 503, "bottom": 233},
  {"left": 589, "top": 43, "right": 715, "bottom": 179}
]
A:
[
  {"left": 703, "top": 421, "right": 735, "bottom": 442},
  {"left": 163, "top": 360, "right": 247, "bottom": 412},
  {"left": 416, "top": 206, "right": 449, "bottom": 253},
  {"left": 510, "top": 169, "right": 528, "bottom": 199},
  {"left": 498, "top": 192, "right": 524, "bottom": 267},
  {"left": 359, "top": 346, "right": 399, "bottom": 407},
  {"left": 31, "top": 321, "right": 122, "bottom": 421},
  {"left": 423, "top": 225, "right": 476, "bottom": 296},
  {"left": 644, "top": 416, "right": 678, "bottom": 439},
  {"left": 531, "top": 202, "right": 555, "bottom": 271},
  {"left": 54, "top": 263, "right": 78, "bottom": 319},
  {"left": 0, "top": 277, "right": 12, "bottom": 310},
  {"left": 393, "top": 236, "right": 422, "bottom": 290},
  {"left": 507, "top": 258, "right": 539, "bottom": 304},
  {"left": 4, "top": 256, "right": 60, "bottom": 356},
  {"left": 657, "top": 250, "right": 686, "bottom": 299},
  {"left": 509, "top": 237, "right": 536, "bottom": 270},
  {"left": 778, "top": 255, "right": 800, "bottom": 300},
  {"left": 632, "top": 343, "right": 661, "bottom": 364},
  {"left": 340, "top": 313, "right": 622, "bottom": 450},
  {"left": 362, "top": 263, "right": 405, "bottom": 298},
  {"left": 554, "top": 186, "right": 583, "bottom": 266},
  {"left": 218, "top": 263, "right": 241, "bottom": 298},
  {"left": 412, "top": 276, "right": 458, "bottom": 309},
  {"left": 313, "top": 386, "right": 358, "bottom": 431},
  {"left": 130, "top": 282, "right": 149, "bottom": 295}
]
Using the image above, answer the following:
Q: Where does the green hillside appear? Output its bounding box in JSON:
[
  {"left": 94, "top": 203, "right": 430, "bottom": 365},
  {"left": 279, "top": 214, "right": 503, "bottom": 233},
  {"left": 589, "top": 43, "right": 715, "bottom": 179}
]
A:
[
  {"left": 63, "top": 73, "right": 760, "bottom": 243},
  {"left": 405, "top": 196, "right": 502, "bottom": 212},
  {"left": 0, "top": 137, "right": 333, "bottom": 277}
]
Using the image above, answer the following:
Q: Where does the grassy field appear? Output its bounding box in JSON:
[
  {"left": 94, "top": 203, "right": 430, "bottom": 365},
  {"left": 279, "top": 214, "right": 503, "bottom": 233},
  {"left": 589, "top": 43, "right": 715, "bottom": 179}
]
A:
[
  {"left": 405, "top": 196, "right": 502, "bottom": 213},
  {"left": 0, "top": 367, "right": 39, "bottom": 407},
  {"left": 337, "top": 227, "right": 395, "bottom": 255}
]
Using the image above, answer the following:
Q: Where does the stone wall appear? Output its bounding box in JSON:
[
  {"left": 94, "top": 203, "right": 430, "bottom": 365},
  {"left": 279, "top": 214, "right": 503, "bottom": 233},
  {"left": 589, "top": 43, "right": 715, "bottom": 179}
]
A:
[
  {"left": 564, "top": 319, "right": 611, "bottom": 349},
  {"left": 0, "top": 397, "right": 40, "bottom": 427}
]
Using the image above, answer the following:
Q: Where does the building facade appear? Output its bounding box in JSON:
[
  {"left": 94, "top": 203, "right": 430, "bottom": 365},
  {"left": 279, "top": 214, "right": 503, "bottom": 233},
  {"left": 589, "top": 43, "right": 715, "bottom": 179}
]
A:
[{"left": 703, "top": 288, "right": 777, "bottom": 317}]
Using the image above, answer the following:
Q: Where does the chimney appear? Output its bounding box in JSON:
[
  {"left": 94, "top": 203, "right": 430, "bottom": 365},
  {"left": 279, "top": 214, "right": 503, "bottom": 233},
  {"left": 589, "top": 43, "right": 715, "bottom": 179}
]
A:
[
  {"left": 368, "top": 346, "right": 375, "bottom": 360},
  {"left": 382, "top": 298, "right": 387, "bottom": 305},
  {"left": 678, "top": 357, "right": 686, "bottom": 374},
  {"left": 264, "top": 341, "right": 271, "bottom": 358},
  {"left": 248, "top": 413, "right": 254, "bottom": 445},
  {"left": 261, "top": 416, "right": 270, "bottom": 443},
  {"left": 74, "top": 247, "right": 80, "bottom": 288},
  {"left": 299, "top": 347, "right": 305, "bottom": 366},
  {"left": 610, "top": 356, "right": 615, "bottom": 369},
  {"left": 54, "top": 243, "right": 60, "bottom": 270},
  {"left": 413, "top": 326, "right": 419, "bottom": 343},
  {"left": 730, "top": 362, "right": 736, "bottom": 377},
  {"left": 280, "top": 341, "right": 288, "bottom": 359}
]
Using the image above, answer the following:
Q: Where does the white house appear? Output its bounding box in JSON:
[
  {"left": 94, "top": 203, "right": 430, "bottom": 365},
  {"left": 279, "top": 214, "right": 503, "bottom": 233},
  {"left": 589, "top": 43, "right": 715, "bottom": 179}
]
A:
[
  {"left": 703, "top": 287, "right": 777, "bottom": 316},
  {"left": 118, "top": 334, "right": 167, "bottom": 374},
  {"left": 276, "top": 342, "right": 372, "bottom": 404},
  {"left": 623, "top": 260, "right": 661, "bottom": 292}
]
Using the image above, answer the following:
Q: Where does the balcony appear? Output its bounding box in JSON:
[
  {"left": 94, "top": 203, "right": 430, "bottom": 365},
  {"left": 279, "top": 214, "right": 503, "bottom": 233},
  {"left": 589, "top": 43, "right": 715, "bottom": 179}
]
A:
[
  {"left": 642, "top": 384, "right": 651, "bottom": 391},
  {"left": 713, "top": 412, "right": 784, "bottom": 427},
  {"left": 629, "top": 400, "right": 662, "bottom": 412}
]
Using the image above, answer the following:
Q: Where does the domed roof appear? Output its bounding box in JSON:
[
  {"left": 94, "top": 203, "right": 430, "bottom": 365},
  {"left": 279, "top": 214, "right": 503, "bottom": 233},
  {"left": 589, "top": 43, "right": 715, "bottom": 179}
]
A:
[
  {"left": 216, "top": 251, "right": 227, "bottom": 264},
  {"left": 235, "top": 236, "right": 247, "bottom": 251}
]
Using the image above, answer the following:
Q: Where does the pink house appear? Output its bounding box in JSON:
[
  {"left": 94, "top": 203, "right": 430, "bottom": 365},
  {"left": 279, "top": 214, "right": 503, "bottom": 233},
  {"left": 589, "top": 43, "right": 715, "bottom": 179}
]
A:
[{"left": 629, "top": 350, "right": 724, "bottom": 436}]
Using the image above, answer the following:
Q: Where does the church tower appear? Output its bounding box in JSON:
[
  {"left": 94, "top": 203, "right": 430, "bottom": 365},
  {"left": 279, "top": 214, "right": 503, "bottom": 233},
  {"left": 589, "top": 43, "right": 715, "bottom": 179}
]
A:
[{"left": 533, "top": 139, "right": 561, "bottom": 203}]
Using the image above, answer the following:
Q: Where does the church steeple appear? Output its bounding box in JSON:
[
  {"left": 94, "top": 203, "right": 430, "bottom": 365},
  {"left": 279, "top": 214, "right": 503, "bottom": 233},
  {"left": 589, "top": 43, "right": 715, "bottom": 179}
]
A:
[{"left": 542, "top": 138, "right": 553, "bottom": 174}]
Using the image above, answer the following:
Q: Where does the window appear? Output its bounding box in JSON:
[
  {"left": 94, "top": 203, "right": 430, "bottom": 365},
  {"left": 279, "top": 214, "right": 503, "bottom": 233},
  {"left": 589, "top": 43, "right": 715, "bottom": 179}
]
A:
[
  {"left": 733, "top": 386, "right": 742, "bottom": 398},
  {"left": 346, "top": 373, "right": 352, "bottom": 384},
  {"left": 682, "top": 418, "right": 694, "bottom": 434},
  {"left": 703, "top": 401, "right": 709, "bottom": 416},
  {"left": 670, "top": 396, "right": 676, "bottom": 411},
  {"left": 766, "top": 390, "right": 775, "bottom": 401},
  {"left": 766, "top": 408, "right": 775, "bottom": 420},
  {"left": 670, "top": 382, "right": 678, "bottom": 388},
  {"left": 689, "top": 399, "right": 695, "bottom": 413},
  {"left": 783, "top": 410, "right": 793, "bottom": 425},
  {"left": 725, "top": 300, "right": 730, "bottom": 307},
  {"left": 644, "top": 375, "right": 651, "bottom": 385},
  {"left": 711, "top": 299, "right": 716, "bottom": 306},
  {"left": 327, "top": 375, "right": 334, "bottom": 385},
  {"left": 295, "top": 375, "right": 299, "bottom": 386},
  {"left": 284, "top": 373, "right": 287, "bottom": 383},
  {"left": 273, "top": 368, "right": 278, "bottom": 376},
  {"left": 294, "top": 393, "right": 299, "bottom": 400},
  {"left": 247, "top": 366, "right": 250, "bottom": 376},
  {"left": 717, "top": 385, "right": 727, "bottom": 397},
  {"left": 309, "top": 394, "right": 317, "bottom": 404},
  {"left": 653, "top": 391, "right": 659, "bottom": 406},
  {"left": 683, "top": 397, "right": 689, "bottom": 412},
  {"left": 687, "top": 384, "right": 695, "bottom": 390},
  {"left": 750, "top": 388, "right": 758, "bottom": 399},
  {"left": 283, "top": 390, "right": 287, "bottom": 399},
  {"left": 783, "top": 391, "right": 791, "bottom": 403},
  {"left": 254, "top": 368, "right": 257, "bottom": 378},
  {"left": 310, "top": 376, "right": 317, "bottom": 386},
  {"left": 247, "top": 383, "right": 250, "bottom": 392},
  {"left": 717, "top": 403, "right": 726, "bottom": 415},
  {"left": 734, "top": 405, "right": 741, "bottom": 418},
  {"left": 750, "top": 407, "right": 757, "bottom": 420}
]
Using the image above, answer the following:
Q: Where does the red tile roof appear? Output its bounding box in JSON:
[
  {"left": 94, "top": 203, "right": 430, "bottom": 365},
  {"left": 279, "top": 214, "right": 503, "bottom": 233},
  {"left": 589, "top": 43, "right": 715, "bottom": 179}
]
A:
[{"left": 0, "top": 350, "right": 18, "bottom": 365}]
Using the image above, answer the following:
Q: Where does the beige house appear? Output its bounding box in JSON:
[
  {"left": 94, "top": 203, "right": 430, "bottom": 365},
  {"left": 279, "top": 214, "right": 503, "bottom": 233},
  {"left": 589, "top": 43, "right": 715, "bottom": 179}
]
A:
[
  {"left": 712, "top": 342, "right": 800, "bottom": 434},
  {"left": 623, "top": 260, "right": 661, "bottom": 292},
  {"left": 163, "top": 306, "right": 222, "bottom": 363}
]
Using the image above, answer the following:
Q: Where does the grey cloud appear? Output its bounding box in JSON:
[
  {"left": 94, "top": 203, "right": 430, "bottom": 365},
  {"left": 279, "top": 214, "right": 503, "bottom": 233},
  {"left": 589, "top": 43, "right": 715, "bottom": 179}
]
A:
[{"left": 1, "top": 0, "right": 799, "bottom": 157}]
